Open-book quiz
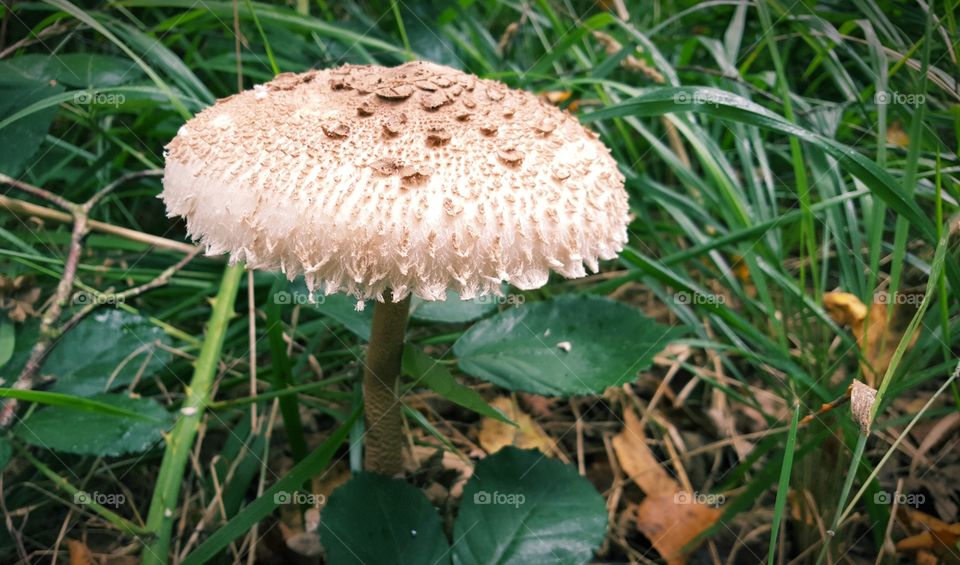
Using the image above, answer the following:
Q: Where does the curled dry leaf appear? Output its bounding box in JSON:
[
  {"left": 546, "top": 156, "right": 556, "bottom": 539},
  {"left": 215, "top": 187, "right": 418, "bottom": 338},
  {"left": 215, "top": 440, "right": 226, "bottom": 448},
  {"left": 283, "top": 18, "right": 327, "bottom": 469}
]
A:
[
  {"left": 824, "top": 291, "right": 868, "bottom": 326},
  {"left": 406, "top": 444, "right": 474, "bottom": 499},
  {"left": 67, "top": 539, "right": 94, "bottom": 565},
  {"left": 823, "top": 291, "right": 920, "bottom": 387},
  {"left": 614, "top": 407, "right": 723, "bottom": 564},
  {"left": 612, "top": 407, "right": 679, "bottom": 495},
  {"left": 478, "top": 396, "right": 557, "bottom": 456},
  {"left": 633, "top": 495, "right": 722, "bottom": 565},
  {"left": 886, "top": 121, "right": 910, "bottom": 148},
  {"left": 0, "top": 275, "right": 41, "bottom": 322},
  {"left": 849, "top": 380, "right": 878, "bottom": 434}
]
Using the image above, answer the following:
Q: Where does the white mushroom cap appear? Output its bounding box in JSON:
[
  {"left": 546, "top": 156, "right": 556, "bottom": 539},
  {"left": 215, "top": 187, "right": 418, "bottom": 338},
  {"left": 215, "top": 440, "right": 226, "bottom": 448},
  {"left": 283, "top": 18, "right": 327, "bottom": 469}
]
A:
[{"left": 161, "top": 61, "right": 628, "bottom": 304}]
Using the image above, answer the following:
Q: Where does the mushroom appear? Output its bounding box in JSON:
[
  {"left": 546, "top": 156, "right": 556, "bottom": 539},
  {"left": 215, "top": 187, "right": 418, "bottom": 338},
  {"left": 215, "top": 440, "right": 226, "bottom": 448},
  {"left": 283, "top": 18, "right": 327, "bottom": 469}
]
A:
[{"left": 161, "top": 61, "right": 629, "bottom": 476}]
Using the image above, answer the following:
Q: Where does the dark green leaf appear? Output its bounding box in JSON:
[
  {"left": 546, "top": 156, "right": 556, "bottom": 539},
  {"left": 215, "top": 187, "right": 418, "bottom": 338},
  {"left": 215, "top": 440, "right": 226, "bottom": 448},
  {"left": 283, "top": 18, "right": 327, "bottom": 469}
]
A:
[
  {"left": 454, "top": 295, "right": 683, "bottom": 396},
  {"left": 43, "top": 310, "right": 172, "bottom": 397},
  {"left": 0, "top": 54, "right": 145, "bottom": 87},
  {"left": 453, "top": 447, "right": 607, "bottom": 565},
  {"left": 15, "top": 393, "right": 172, "bottom": 456},
  {"left": 0, "top": 74, "right": 63, "bottom": 176},
  {"left": 320, "top": 472, "right": 450, "bottom": 565}
]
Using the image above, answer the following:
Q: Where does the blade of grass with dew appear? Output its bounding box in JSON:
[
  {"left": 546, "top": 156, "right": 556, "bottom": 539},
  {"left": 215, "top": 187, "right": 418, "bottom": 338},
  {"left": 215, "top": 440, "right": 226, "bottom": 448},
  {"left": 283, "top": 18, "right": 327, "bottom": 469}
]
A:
[{"left": 887, "top": 4, "right": 933, "bottom": 309}]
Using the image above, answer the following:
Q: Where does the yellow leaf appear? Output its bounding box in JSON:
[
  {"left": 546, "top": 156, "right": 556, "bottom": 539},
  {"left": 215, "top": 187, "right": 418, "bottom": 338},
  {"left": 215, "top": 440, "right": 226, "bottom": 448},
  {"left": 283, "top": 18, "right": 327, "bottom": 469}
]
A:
[
  {"left": 478, "top": 396, "right": 556, "bottom": 456},
  {"left": 67, "top": 540, "right": 94, "bottom": 565},
  {"left": 824, "top": 291, "right": 868, "bottom": 326},
  {"left": 612, "top": 407, "right": 679, "bottom": 495},
  {"left": 540, "top": 91, "right": 571, "bottom": 105},
  {"left": 633, "top": 494, "right": 722, "bottom": 564},
  {"left": 823, "top": 291, "right": 919, "bottom": 387},
  {"left": 887, "top": 121, "right": 910, "bottom": 148}
]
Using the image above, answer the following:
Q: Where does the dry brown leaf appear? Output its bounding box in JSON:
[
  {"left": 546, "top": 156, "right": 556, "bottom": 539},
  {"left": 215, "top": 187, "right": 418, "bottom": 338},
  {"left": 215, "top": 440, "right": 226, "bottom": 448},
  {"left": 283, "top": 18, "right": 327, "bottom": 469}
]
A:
[
  {"left": 591, "top": 30, "right": 665, "bottom": 83},
  {"left": 633, "top": 494, "right": 722, "bottom": 564},
  {"left": 612, "top": 407, "right": 679, "bottom": 495},
  {"left": 824, "top": 291, "right": 869, "bottom": 326},
  {"left": 0, "top": 275, "right": 41, "bottom": 322},
  {"left": 887, "top": 121, "right": 910, "bottom": 147},
  {"left": 850, "top": 380, "right": 878, "bottom": 433},
  {"left": 823, "top": 291, "right": 920, "bottom": 387},
  {"left": 67, "top": 539, "right": 94, "bottom": 565},
  {"left": 859, "top": 296, "right": 918, "bottom": 386},
  {"left": 540, "top": 91, "right": 572, "bottom": 105},
  {"left": 895, "top": 524, "right": 960, "bottom": 552},
  {"left": 901, "top": 508, "right": 952, "bottom": 530},
  {"left": 478, "top": 396, "right": 556, "bottom": 456},
  {"left": 895, "top": 509, "right": 960, "bottom": 561}
]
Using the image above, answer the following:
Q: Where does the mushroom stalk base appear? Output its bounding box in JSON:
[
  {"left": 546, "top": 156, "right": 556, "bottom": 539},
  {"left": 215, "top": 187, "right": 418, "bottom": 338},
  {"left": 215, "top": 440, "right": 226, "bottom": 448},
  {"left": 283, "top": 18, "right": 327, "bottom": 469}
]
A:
[{"left": 363, "top": 294, "right": 411, "bottom": 475}]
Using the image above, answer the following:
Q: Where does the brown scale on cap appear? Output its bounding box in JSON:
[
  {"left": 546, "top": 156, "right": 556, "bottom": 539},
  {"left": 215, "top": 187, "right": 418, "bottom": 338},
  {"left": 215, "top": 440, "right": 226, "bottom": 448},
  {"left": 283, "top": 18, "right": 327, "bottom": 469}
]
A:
[{"left": 162, "top": 60, "right": 628, "bottom": 304}]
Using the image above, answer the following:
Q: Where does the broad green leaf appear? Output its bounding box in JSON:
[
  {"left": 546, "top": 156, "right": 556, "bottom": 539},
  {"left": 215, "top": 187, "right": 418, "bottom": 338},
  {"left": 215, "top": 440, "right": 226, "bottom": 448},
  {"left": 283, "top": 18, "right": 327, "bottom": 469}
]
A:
[
  {"left": 410, "top": 289, "right": 499, "bottom": 324},
  {"left": 453, "top": 447, "right": 607, "bottom": 565},
  {"left": 0, "top": 53, "right": 144, "bottom": 87},
  {"left": 402, "top": 345, "right": 514, "bottom": 425},
  {"left": 15, "top": 393, "right": 172, "bottom": 456},
  {"left": 42, "top": 310, "right": 172, "bottom": 397},
  {"left": 0, "top": 75, "right": 63, "bottom": 176},
  {"left": 320, "top": 472, "right": 450, "bottom": 565},
  {"left": 454, "top": 295, "right": 683, "bottom": 396}
]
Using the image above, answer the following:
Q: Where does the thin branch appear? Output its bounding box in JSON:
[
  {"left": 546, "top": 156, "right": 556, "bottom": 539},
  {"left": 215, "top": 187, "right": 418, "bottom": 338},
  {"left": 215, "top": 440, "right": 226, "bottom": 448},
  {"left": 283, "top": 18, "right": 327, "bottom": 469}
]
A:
[
  {"left": 0, "top": 194, "right": 198, "bottom": 254},
  {"left": 0, "top": 173, "right": 74, "bottom": 211},
  {"left": 83, "top": 169, "right": 162, "bottom": 211},
  {"left": 59, "top": 246, "right": 203, "bottom": 335},
  {"left": 0, "top": 172, "right": 199, "bottom": 428}
]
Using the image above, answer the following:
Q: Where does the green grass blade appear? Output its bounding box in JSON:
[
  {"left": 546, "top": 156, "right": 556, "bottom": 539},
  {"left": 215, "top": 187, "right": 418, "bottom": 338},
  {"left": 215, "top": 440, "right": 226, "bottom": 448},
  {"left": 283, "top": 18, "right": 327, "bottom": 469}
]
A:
[
  {"left": 182, "top": 405, "right": 361, "bottom": 565},
  {"left": 142, "top": 263, "right": 244, "bottom": 565},
  {"left": 266, "top": 277, "right": 307, "bottom": 462},
  {"left": 768, "top": 404, "right": 800, "bottom": 565},
  {"left": 0, "top": 388, "right": 162, "bottom": 422}
]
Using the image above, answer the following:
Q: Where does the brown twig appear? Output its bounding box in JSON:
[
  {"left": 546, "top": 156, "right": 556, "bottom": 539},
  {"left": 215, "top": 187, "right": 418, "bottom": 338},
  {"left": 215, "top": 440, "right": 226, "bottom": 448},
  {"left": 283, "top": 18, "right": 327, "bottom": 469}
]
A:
[
  {"left": 0, "top": 194, "right": 197, "bottom": 254},
  {"left": 0, "top": 173, "right": 73, "bottom": 211},
  {"left": 0, "top": 21, "right": 75, "bottom": 60},
  {"left": 83, "top": 169, "right": 162, "bottom": 211}
]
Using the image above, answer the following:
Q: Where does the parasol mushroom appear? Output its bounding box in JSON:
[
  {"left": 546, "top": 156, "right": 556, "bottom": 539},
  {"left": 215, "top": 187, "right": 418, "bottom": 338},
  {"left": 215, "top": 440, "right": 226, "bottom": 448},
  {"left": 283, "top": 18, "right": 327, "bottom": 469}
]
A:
[{"left": 161, "top": 60, "right": 629, "bottom": 475}]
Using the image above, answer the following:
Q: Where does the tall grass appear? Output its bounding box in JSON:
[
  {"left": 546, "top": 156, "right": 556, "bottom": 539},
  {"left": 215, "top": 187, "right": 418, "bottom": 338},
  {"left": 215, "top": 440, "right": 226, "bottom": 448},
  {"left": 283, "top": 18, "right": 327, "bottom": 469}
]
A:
[{"left": 0, "top": 0, "right": 956, "bottom": 562}]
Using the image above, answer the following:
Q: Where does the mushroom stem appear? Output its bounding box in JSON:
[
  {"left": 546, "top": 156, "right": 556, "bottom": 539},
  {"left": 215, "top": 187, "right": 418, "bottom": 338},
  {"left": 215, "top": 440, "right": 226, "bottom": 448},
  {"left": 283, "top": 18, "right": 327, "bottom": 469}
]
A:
[{"left": 363, "top": 293, "right": 411, "bottom": 475}]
